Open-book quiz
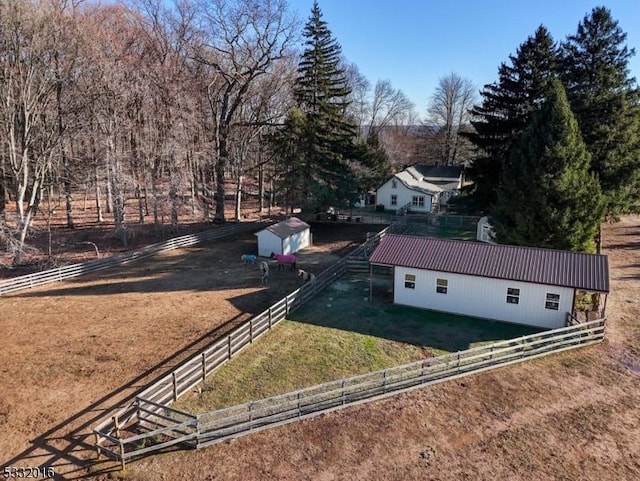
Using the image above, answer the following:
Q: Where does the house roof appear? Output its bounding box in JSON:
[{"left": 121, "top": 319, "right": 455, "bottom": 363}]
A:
[
  {"left": 369, "top": 234, "right": 609, "bottom": 292},
  {"left": 412, "top": 164, "right": 463, "bottom": 180},
  {"left": 258, "top": 217, "right": 310, "bottom": 239},
  {"left": 394, "top": 170, "right": 443, "bottom": 196}
]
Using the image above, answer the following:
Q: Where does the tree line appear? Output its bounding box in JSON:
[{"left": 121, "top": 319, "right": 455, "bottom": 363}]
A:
[
  {"left": 462, "top": 7, "right": 640, "bottom": 252},
  {"left": 0, "top": 0, "right": 422, "bottom": 266}
]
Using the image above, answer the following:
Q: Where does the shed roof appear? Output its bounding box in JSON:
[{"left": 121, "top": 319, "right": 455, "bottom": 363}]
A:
[
  {"left": 259, "top": 217, "right": 310, "bottom": 239},
  {"left": 369, "top": 234, "right": 609, "bottom": 292},
  {"left": 412, "top": 164, "right": 463, "bottom": 180}
]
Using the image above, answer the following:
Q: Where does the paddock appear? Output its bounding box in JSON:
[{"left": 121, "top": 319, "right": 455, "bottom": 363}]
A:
[{"left": 0, "top": 222, "right": 377, "bottom": 473}]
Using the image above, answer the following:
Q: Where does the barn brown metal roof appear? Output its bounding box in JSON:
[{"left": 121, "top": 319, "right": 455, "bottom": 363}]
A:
[
  {"left": 369, "top": 234, "right": 609, "bottom": 292},
  {"left": 261, "top": 217, "right": 310, "bottom": 239}
]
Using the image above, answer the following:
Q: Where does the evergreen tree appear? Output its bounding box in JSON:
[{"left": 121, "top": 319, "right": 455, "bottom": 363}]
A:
[
  {"left": 270, "top": 108, "right": 309, "bottom": 213},
  {"left": 288, "top": 0, "right": 359, "bottom": 210},
  {"left": 465, "top": 26, "right": 560, "bottom": 210},
  {"left": 491, "top": 78, "right": 604, "bottom": 252},
  {"left": 561, "top": 6, "right": 640, "bottom": 221},
  {"left": 353, "top": 131, "right": 391, "bottom": 193}
]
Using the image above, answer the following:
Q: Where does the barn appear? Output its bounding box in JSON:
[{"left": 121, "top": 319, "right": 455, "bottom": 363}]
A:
[
  {"left": 255, "top": 217, "right": 311, "bottom": 257},
  {"left": 369, "top": 234, "right": 609, "bottom": 329}
]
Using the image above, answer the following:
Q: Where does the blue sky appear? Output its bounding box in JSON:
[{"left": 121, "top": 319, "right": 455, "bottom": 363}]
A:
[{"left": 288, "top": 0, "right": 640, "bottom": 117}]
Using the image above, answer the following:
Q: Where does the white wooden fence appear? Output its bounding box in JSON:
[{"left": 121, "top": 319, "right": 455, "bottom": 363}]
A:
[
  {"left": 0, "top": 221, "right": 269, "bottom": 296},
  {"left": 95, "top": 317, "right": 606, "bottom": 466}
]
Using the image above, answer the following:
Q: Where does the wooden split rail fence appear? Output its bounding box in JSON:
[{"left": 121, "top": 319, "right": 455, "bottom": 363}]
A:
[
  {"left": 0, "top": 221, "right": 270, "bottom": 296},
  {"left": 95, "top": 317, "right": 606, "bottom": 466}
]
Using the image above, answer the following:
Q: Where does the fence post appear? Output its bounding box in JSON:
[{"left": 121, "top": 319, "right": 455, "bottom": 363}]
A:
[
  {"left": 297, "top": 392, "right": 301, "bottom": 417},
  {"left": 285, "top": 296, "right": 289, "bottom": 314},
  {"left": 268, "top": 307, "right": 272, "bottom": 329},
  {"left": 201, "top": 352, "right": 207, "bottom": 382},
  {"left": 172, "top": 372, "right": 178, "bottom": 401},
  {"left": 94, "top": 432, "right": 101, "bottom": 459},
  {"left": 249, "top": 319, "right": 253, "bottom": 343},
  {"left": 113, "top": 414, "right": 120, "bottom": 438},
  {"left": 119, "top": 441, "right": 125, "bottom": 470},
  {"left": 228, "top": 335, "right": 232, "bottom": 359}
]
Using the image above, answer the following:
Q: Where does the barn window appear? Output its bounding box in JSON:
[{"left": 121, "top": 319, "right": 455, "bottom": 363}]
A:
[
  {"left": 392, "top": 179, "right": 397, "bottom": 189},
  {"left": 391, "top": 194, "right": 397, "bottom": 206},
  {"left": 436, "top": 278, "right": 448, "bottom": 294},
  {"left": 506, "top": 287, "right": 520, "bottom": 304},
  {"left": 545, "top": 293, "right": 560, "bottom": 310},
  {"left": 412, "top": 196, "right": 425, "bottom": 208},
  {"left": 404, "top": 274, "right": 416, "bottom": 289}
]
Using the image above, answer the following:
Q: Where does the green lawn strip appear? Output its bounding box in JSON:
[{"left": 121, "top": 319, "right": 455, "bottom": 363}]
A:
[
  {"left": 174, "top": 319, "right": 424, "bottom": 413},
  {"left": 174, "top": 275, "right": 539, "bottom": 413}
]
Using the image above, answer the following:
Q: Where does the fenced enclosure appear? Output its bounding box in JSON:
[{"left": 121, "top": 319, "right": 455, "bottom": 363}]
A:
[
  {"left": 93, "top": 222, "right": 404, "bottom": 466},
  {"left": 91, "top": 214, "right": 606, "bottom": 468},
  {"left": 95, "top": 317, "right": 606, "bottom": 466},
  {"left": 0, "top": 221, "right": 271, "bottom": 296},
  {"left": 404, "top": 214, "right": 480, "bottom": 239}
]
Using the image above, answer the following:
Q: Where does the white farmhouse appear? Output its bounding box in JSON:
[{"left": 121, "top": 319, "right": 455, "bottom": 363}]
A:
[
  {"left": 369, "top": 234, "right": 609, "bottom": 329},
  {"left": 255, "top": 217, "right": 311, "bottom": 257},
  {"left": 376, "top": 166, "right": 442, "bottom": 213}
]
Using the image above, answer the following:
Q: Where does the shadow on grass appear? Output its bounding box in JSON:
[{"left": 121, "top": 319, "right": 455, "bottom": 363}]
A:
[{"left": 290, "top": 275, "right": 542, "bottom": 353}]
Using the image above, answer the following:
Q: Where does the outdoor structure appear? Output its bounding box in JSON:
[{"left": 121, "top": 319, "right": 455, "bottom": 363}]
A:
[
  {"left": 255, "top": 217, "right": 311, "bottom": 257},
  {"left": 369, "top": 234, "right": 609, "bottom": 329},
  {"left": 476, "top": 216, "right": 495, "bottom": 243},
  {"left": 376, "top": 166, "right": 442, "bottom": 213}
]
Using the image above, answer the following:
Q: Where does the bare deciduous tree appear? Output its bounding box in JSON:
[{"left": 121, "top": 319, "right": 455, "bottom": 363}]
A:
[
  {"left": 426, "top": 72, "right": 477, "bottom": 165},
  {"left": 369, "top": 79, "right": 415, "bottom": 138},
  {"left": 192, "top": 0, "right": 297, "bottom": 222},
  {"left": 0, "top": 1, "right": 64, "bottom": 264}
]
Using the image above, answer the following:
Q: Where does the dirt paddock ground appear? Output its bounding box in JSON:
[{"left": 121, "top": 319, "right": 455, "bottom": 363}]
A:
[
  {"left": 0, "top": 222, "right": 376, "bottom": 478},
  {"left": 1, "top": 218, "right": 639, "bottom": 480}
]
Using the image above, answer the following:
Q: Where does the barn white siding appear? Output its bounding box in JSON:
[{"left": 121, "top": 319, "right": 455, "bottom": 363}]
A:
[
  {"left": 376, "top": 178, "right": 433, "bottom": 213},
  {"left": 282, "top": 229, "right": 310, "bottom": 255},
  {"left": 256, "top": 219, "right": 311, "bottom": 257},
  {"left": 393, "top": 267, "right": 574, "bottom": 329},
  {"left": 256, "top": 230, "right": 282, "bottom": 257}
]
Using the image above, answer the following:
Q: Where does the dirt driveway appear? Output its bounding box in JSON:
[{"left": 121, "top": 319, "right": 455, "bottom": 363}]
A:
[{"left": 0, "top": 222, "right": 376, "bottom": 478}]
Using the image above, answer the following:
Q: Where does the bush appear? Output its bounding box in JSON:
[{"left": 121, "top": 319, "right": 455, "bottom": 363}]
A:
[{"left": 375, "top": 204, "right": 385, "bottom": 212}]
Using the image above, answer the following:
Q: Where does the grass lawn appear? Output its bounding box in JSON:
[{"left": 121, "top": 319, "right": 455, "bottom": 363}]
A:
[{"left": 174, "top": 275, "right": 540, "bottom": 413}]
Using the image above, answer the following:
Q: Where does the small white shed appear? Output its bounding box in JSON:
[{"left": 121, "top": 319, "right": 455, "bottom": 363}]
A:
[
  {"left": 476, "top": 216, "right": 496, "bottom": 243},
  {"left": 255, "top": 217, "right": 311, "bottom": 257},
  {"left": 369, "top": 234, "right": 609, "bottom": 329}
]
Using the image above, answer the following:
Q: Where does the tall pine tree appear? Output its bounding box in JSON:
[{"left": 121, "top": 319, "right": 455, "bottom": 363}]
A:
[
  {"left": 465, "top": 26, "right": 560, "bottom": 210},
  {"left": 280, "top": 0, "right": 359, "bottom": 210},
  {"left": 561, "top": 6, "right": 640, "bottom": 223},
  {"left": 491, "top": 78, "right": 604, "bottom": 252}
]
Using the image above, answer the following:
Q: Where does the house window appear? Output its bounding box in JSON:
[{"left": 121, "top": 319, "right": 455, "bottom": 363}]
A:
[
  {"left": 545, "top": 293, "right": 560, "bottom": 310},
  {"left": 506, "top": 287, "right": 520, "bottom": 304},
  {"left": 404, "top": 274, "right": 416, "bottom": 289},
  {"left": 436, "top": 278, "right": 448, "bottom": 294},
  {"left": 412, "top": 196, "right": 425, "bottom": 208},
  {"left": 391, "top": 179, "right": 397, "bottom": 189},
  {"left": 391, "top": 194, "right": 397, "bottom": 206}
]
